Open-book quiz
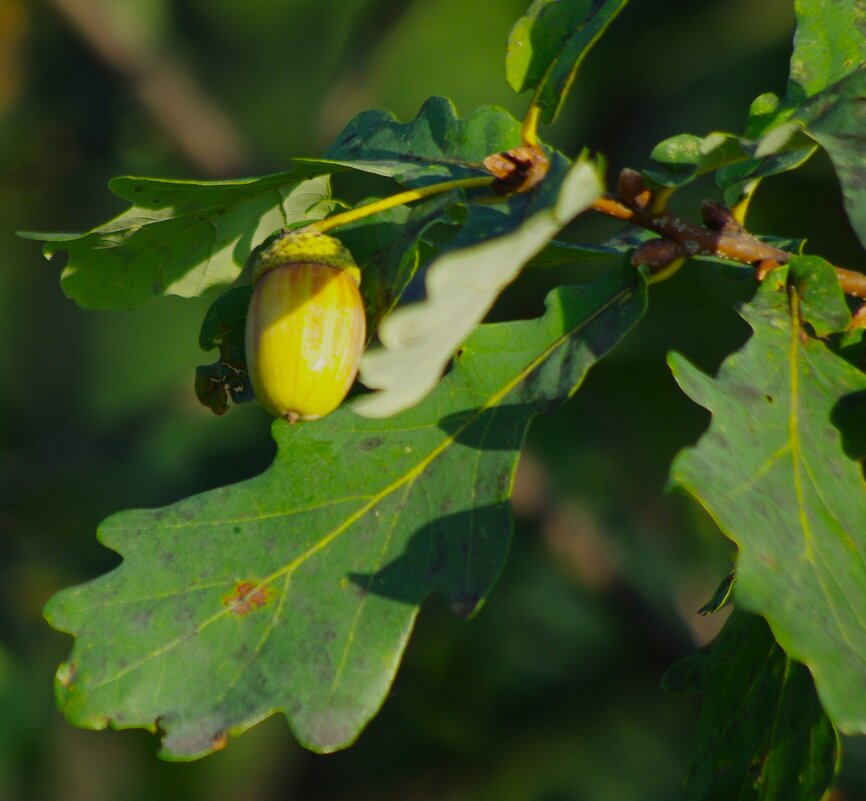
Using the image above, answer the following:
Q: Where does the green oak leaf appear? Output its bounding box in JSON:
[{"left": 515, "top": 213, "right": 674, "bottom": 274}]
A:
[
  {"left": 716, "top": 144, "right": 817, "bottom": 208},
  {"left": 788, "top": 255, "right": 851, "bottom": 337},
  {"left": 20, "top": 166, "right": 335, "bottom": 310},
  {"left": 664, "top": 610, "right": 839, "bottom": 801},
  {"left": 719, "top": 0, "right": 866, "bottom": 203},
  {"left": 505, "top": 0, "right": 629, "bottom": 124},
  {"left": 321, "top": 97, "right": 521, "bottom": 186},
  {"left": 726, "top": 0, "right": 866, "bottom": 207},
  {"left": 195, "top": 285, "right": 254, "bottom": 416},
  {"left": 643, "top": 132, "right": 743, "bottom": 189},
  {"left": 433, "top": 151, "right": 577, "bottom": 250},
  {"left": 336, "top": 193, "right": 456, "bottom": 332},
  {"left": 715, "top": 92, "right": 816, "bottom": 207},
  {"left": 354, "top": 158, "right": 603, "bottom": 419},
  {"left": 788, "top": 0, "right": 866, "bottom": 103},
  {"left": 528, "top": 227, "right": 654, "bottom": 267},
  {"left": 669, "top": 264, "right": 866, "bottom": 736},
  {"left": 45, "top": 267, "right": 646, "bottom": 759},
  {"left": 798, "top": 68, "right": 866, "bottom": 251},
  {"left": 743, "top": 92, "right": 791, "bottom": 140},
  {"left": 642, "top": 126, "right": 815, "bottom": 205}
]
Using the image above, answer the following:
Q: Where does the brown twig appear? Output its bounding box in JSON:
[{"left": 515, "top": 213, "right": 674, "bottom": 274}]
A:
[
  {"left": 834, "top": 268, "right": 866, "bottom": 300},
  {"left": 591, "top": 172, "right": 866, "bottom": 300}
]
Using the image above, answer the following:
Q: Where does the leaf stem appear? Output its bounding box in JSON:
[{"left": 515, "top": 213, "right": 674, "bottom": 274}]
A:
[
  {"left": 309, "top": 176, "right": 495, "bottom": 234},
  {"left": 521, "top": 103, "right": 542, "bottom": 148},
  {"left": 731, "top": 178, "right": 760, "bottom": 225},
  {"left": 646, "top": 257, "right": 686, "bottom": 285}
]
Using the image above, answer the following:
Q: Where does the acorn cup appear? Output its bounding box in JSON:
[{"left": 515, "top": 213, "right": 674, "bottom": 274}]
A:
[{"left": 245, "top": 230, "right": 367, "bottom": 422}]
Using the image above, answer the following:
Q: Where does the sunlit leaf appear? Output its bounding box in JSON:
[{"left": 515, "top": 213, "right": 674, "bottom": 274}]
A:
[
  {"left": 355, "top": 158, "right": 604, "bottom": 418},
  {"left": 45, "top": 267, "right": 646, "bottom": 759},
  {"left": 20, "top": 167, "right": 334, "bottom": 310},
  {"left": 788, "top": 0, "right": 866, "bottom": 102},
  {"left": 642, "top": 127, "right": 815, "bottom": 205},
  {"left": 669, "top": 261, "right": 866, "bottom": 736},
  {"left": 322, "top": 96, "right": 521, "bottom": 186},
  {"left": 643, "top": 132, "right": 743, "bottom": 189},
  {"left": 505, "top": 0, "right": 629, "bottom": 124},
  {"left": 664, "top": 610, "right": 838, "bottom": 801}
]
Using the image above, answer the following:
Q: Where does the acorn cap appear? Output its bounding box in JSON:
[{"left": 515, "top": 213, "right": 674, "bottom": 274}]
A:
[{"left": 253, "top": 230, "right": 360, "bottom": 285}]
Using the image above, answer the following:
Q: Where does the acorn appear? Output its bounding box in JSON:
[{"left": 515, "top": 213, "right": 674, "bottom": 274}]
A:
[{"left": 245, "top": 230, "right": 366, "bottom": 422}]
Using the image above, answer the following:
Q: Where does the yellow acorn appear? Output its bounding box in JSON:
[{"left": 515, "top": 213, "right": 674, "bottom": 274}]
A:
[{"left": 245, "top": 230, "right": 366, "bottom": 422}]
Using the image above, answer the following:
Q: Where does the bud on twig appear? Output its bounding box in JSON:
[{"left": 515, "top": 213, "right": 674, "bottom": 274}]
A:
[
  {"left": 618, "top": 168, "right": 653, "bottom": 212},
  {"left": 701, "top": 200, "right": 744, "bottom": 234},
  {"left": 631, "top": 238, "right": 685, "bottom": 271},
  {"left": 850, "top": 304, "right": 866, "bottom": 331}
]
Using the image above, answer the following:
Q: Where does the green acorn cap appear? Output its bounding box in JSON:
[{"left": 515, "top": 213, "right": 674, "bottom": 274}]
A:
[{"left": 253, "top": 230, "right": 360, "bottom": 284}]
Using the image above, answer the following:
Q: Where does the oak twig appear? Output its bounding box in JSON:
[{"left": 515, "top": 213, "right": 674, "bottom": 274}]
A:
[{"left": 591, "top": 171, "right": 866, "bottom": 300}]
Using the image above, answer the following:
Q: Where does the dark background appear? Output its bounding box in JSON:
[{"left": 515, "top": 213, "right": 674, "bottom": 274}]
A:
[{"left": 2, "top": 1, "right": 865, "bottom": 798}]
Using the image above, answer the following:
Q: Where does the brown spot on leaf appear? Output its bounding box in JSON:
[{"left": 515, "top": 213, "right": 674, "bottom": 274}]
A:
[
  {"left": 222, "top": 580, "right": 275, "bottom": 616},
  {"left": 57, "top": 662, "right": 77, "bottom": 689},
  {"left": 211, "top": 732, "right": 228, "bottom": 751}
]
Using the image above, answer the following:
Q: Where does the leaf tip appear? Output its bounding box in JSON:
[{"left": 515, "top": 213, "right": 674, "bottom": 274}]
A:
[{"left": 667, "top": 350, "right": 714, "bottom": 409}]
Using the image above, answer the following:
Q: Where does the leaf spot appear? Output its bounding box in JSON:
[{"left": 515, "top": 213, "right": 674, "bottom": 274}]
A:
[
  {"left": 222, "top": 580, "right": 274, "bottom": 617},
  {"left": 57, "top": 662, "right": 77, "bottom": 689}
]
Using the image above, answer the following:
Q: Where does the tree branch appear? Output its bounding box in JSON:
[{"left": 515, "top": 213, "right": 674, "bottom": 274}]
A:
[{"left": 590, "top": 172, "right": 866, "bottom": 300}]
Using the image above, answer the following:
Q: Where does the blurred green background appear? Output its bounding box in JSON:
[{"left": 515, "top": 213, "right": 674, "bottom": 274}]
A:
[{"left": 2, "top": 1, "right": 865, "bottom": 799}]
